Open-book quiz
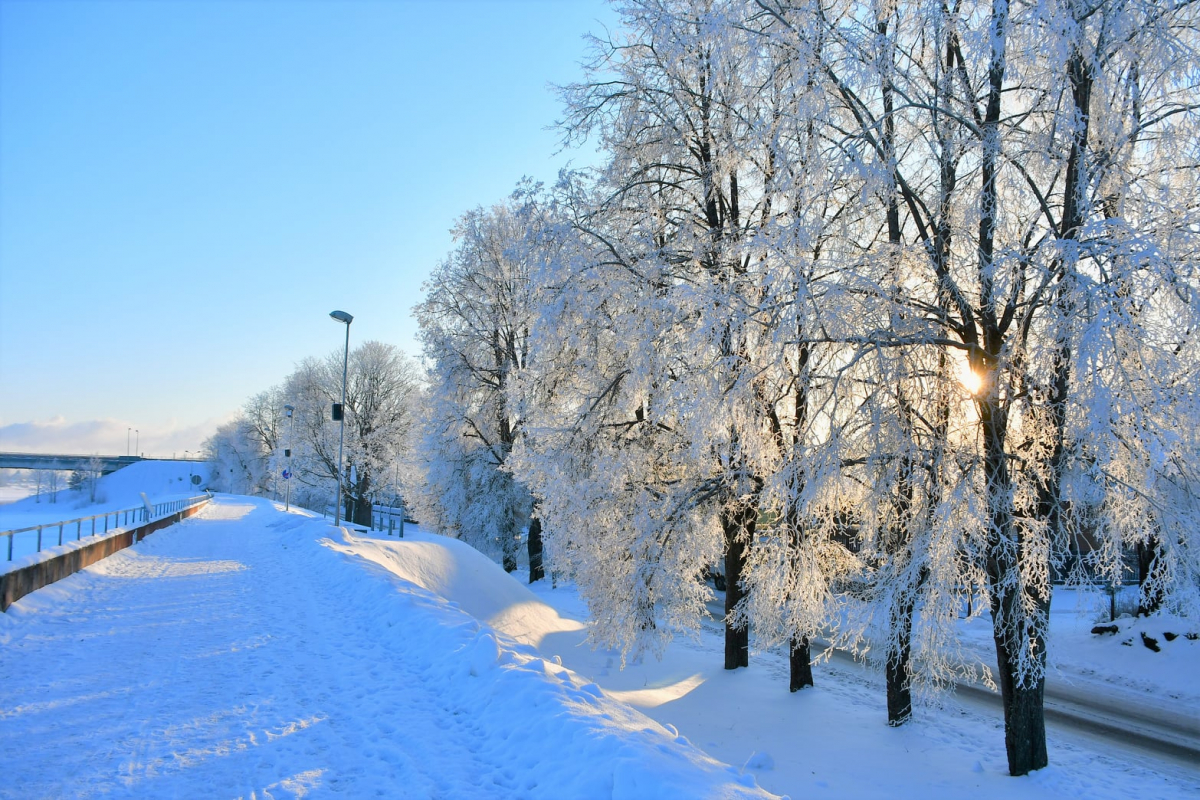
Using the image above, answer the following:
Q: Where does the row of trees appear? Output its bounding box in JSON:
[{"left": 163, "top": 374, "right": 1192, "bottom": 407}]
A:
[
  {"left": 415, "top": 0, "right": 1200, "bottom": 776},
  {"left": 205, "top": 341, "right": 420, "bottom": 527}
]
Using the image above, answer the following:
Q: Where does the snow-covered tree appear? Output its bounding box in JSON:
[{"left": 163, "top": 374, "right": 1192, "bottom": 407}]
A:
[
  {"left": 204, "top": 416, "right": 268, "bottom": 496},
  {"left": 752, "top": 0, "right": 1200, "bottom": 772},
  {"left": 525, "top": 0, "right": 774, "bottom": 666},
  {"left": 285, "top": 342, "right": 419, "bottom": 526},
  {"left": 415, "top": 183, "right": 558, "bottom": 577},
  {"left": 204, "top": 344, "right": 418, "bottom": 522}
]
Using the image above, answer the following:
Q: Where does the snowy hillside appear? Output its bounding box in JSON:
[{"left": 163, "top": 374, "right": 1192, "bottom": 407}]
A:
[{"left": 0, "top": 460, "right": 209, "bottom": 532}]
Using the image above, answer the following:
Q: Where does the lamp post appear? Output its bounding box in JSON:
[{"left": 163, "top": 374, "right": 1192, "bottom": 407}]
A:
[
  {"left": 330, "top": 310, "right": 353, "bottom": 526},
  {"left": 127, "top": 428, "right": 131, "bottom": 457},
  {"left": 283, "top": 404, "right": 294, "bottom": 511},
  {"left": 135, "top": 429, "right": 139, "bottom": 457}
]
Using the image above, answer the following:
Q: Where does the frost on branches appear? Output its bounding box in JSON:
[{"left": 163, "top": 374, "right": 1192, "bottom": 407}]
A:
[
  {"left": 205, "top": 343, "right": 420, "bottom": 524},
  {"left": 417, "top": 0, "right": 1200, "bottom": 779},
  {"left": 415, "top": 184, "right": 558, "bottom": 579}
]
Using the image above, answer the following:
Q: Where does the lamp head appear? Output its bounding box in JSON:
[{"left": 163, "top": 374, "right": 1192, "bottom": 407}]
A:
[{"left": 330, "top": 310, "right": 353, "bottom": 325}]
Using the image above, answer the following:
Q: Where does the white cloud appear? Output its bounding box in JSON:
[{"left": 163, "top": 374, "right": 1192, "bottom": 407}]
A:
[{"left": 0, "top": 414, "right": 236, "bottom": 458}]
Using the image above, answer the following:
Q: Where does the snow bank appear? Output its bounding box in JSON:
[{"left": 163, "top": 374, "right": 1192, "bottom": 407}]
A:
[
  {"left": 1051, "top": 607, "right": 1200, "bottom": 702},
  {"left": 330, "top": 529, "right": 586, "bottom": 648},
  {"left": 323, "top": 524, "right": 765, "bottom": 798},
  {"left": 87, "top": 459, "right": 209, "bottom": 505},
  {"left": 954, "top": 589, "right": 1200, "bottom": 708}
]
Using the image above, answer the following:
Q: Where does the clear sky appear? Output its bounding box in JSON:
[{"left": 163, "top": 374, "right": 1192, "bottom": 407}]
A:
[{"left": 0, "top": 0, "right": 614, "bottom": 457}]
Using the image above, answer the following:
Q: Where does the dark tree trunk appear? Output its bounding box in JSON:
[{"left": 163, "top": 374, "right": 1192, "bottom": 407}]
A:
[
  {"left": 981, "top": 394, "right": 1049, "bottom": 776},
  {"left": 992, "top": 618, "right": 1049, "bottom": 776},
  {"left": 883, "top": 450, "right": 916, "bottom": 725},
  {"left": 527, "top": 515, "right": 545, "bottom": 583},
  {"left": 886, "top": 594, "right": 915, "bottom": 725},
  {"left": 789, "top": 636, "right": 813, "bottom": 691},
  {"left": 351, "top": 472, "right": 373, "bottom": 527},
  {"left": 352, "top": 495, "right": 371, "bottom": 527},
  {"left": 972, "top": 0, "right": 1049, "bottom": 774},
  {"left": 1137, "top": 535, "right": 1165, "bottom": 616},
  {"left": 722, "top": 504, "right": 753, "bottom": 670}
]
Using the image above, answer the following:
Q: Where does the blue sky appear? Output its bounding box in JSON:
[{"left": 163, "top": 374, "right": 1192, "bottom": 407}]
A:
[{"left": 0, "top": 0, "right": 614, "bottom": 457}]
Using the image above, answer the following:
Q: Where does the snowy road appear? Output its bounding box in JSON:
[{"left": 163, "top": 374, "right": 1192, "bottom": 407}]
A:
[{"left": 0, "top": 497, "right": 761, "bottom": 798}]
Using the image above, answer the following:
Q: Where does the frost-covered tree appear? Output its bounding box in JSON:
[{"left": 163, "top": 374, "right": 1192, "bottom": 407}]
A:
[
  {"left": 204, "top": 416, "right": 268, "bottom": 495},
  {"left": 205, "top": 344, "right": 418, "bottom": 522},
  {"left": 80, "top": 455, "right": 104, "bottom": 503},
  {"left": 415, "top": 184, "right": 554, "bottom": 577},
  {"left": 340, "top": 341, "right": 420, "bottom": 526},
  {"left": 512, "top": 170, "right": 726, "bottom": 663},
  {"left": 203, "top": 388, "right": 288, "bottom": 498},
  {"left": 242, "top": 387, "right": 287, "bottom": 499},
  {"left": 754, "top": 0, "right": 1200, "bottom": 773},
  {"left": 531, "top": 0, "right": 786, "bottom": 668},
  {"left": 285, "top": 342, "right": 418, "bottom": 526}
]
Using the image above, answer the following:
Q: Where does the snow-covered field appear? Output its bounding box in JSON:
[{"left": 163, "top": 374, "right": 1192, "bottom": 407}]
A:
[
  {"left": 0, "top": 461, "right": 210, "bottom": 563},
  {"left": 0, "top": 470, "right": 37, "bottom": 506},
  {"left": 0, "top": 494, "right": 1196, "bottom": 798}
]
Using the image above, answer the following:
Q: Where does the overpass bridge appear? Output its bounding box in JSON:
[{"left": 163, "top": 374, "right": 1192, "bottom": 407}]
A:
[{"left": 0, "top": 453, "right": 202, "bottom": 475}]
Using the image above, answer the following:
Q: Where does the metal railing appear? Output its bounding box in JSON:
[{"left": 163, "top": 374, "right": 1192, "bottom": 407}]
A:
[
  {"left": 2, "top": 493, "right": 211, "bottom": 562},
  {"left": 370, "top": 504, "right": 413, "bottom": 537}
]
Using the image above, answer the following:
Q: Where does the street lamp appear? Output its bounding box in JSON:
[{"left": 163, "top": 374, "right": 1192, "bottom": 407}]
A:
[
  {"left": 330, "top": 310, "right": 353, "bottom": 526},
  {"left": 283, "top": 404, "right": 294, "bottom": 511},
  {"left": 127, "top": 428, "right": 131, "bottom": 457},
  {"left": 135, "top": 429, "right": 139, "bottom": 457}
]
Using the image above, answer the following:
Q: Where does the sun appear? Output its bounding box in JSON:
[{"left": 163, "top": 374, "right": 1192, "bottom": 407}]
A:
[{"left": 960, "top": 365, "right": 983, "bottom": 395}]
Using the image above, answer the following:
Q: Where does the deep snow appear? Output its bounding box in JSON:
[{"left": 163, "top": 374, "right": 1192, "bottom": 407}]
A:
[
  {"left": 0, "top": 497, "right": 766, "bottom": 798},
  {"left": 336, "top": 529, "right": 1200, "bottom": 799},
  {"left": 0, "top": 492, "right": 1196, "bottom": 798}
]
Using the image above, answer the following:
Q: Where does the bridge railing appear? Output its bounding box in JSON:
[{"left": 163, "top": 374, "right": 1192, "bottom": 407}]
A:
[{"left": 2, "top": 493, "right": 212, "bottom": 562}]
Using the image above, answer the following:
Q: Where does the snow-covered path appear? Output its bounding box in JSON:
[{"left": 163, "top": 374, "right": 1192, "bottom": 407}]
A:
[{"left": 0, "top": 497, "right": 761, "bottom": 798}]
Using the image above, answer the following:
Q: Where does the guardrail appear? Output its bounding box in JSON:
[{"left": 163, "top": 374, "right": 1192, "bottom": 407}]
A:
[
  {"left": 370, "top": 504, "right": 412, "bottom": 537},
  {"left": 3, "top": 493, "right": 212, "bottom": 562}
]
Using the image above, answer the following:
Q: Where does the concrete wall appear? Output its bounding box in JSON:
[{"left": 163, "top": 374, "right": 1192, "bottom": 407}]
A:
[{"left": 1, "top": 500, "right": 210, "bottom": 612}]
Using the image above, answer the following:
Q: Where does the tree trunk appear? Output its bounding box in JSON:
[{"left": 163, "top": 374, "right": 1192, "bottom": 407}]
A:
[
  {"left": 992, "top": 612, "right": 1049, "bottom": 776},
  {"left": 351, "top": 473, "right": 372, "bottom": 527},
  {"left": 1137, "top": 535, "right": 1165, "bottom": 616},
  {"left": 342, "top": 465, "right": 354, "bottom": 524},
  {"left": 886, "top": 594, "right": 915, "bottom": 725},
  {"left": 789, "top": 636, "right": 813, "bottom": 691},
  {"left": 981, "top": 394, "right": 1049, "bottom": 775},
  {"left": 722, "top": 504, "right": 753, "bottom": 670},
  {"left": 527, "top": 515, "right": 545, "bottom": 583}
]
